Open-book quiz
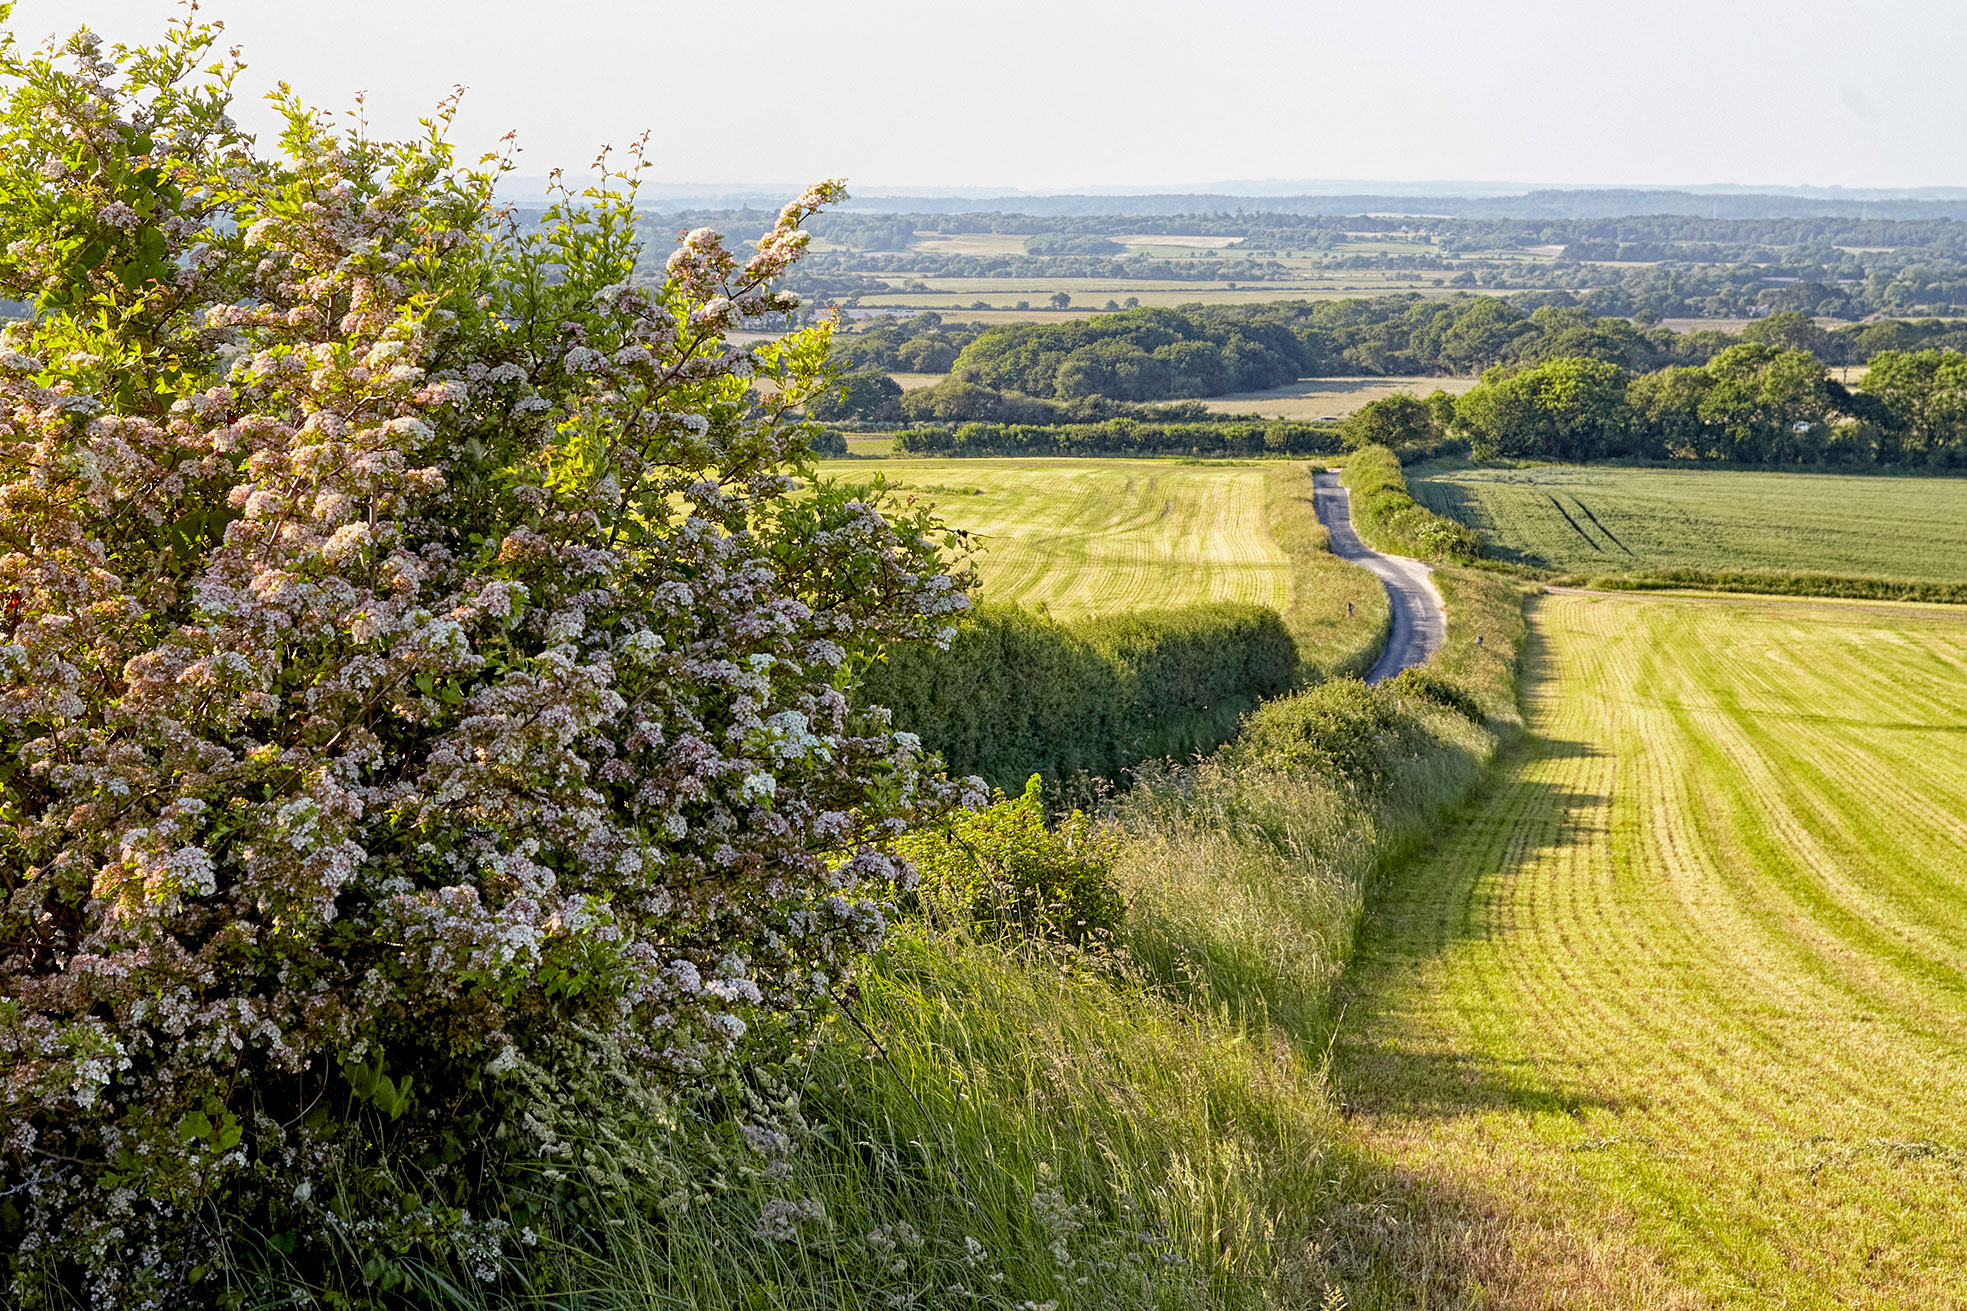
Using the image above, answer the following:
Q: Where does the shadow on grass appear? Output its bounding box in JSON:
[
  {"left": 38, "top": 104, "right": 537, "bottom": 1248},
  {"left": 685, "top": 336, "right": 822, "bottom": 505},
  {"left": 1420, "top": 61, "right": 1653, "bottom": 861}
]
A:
[
  {"left": 1303, "top": 1143, "right": 1564, "bottom": 1311},
  {"left": 1305, "top": 725, "right": 1624, "bottom": 1306}
]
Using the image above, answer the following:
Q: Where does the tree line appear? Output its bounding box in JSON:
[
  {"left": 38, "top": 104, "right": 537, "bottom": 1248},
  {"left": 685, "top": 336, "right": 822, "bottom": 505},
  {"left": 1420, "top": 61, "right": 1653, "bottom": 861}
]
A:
[
  {"left": 815, "top": 299, "right": 1967, "bottom": 421},
  {"left": 1352, "top": 344, "right": 1967, "bottom": 466}
]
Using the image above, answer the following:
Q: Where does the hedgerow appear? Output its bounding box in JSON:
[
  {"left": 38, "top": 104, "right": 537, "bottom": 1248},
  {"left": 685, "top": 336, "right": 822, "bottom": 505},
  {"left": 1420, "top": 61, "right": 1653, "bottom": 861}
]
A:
[
  {"left": 0, "top": 16, "right": 980, "bottom": 1306},
  {"left": 859, "top": 601, "right": 1297, "bottom": 791},
  {"left": 1340, "top": 444, "right": 1483, "bottom": 563},
  {"left": 889, "top": 418, "right": 1344, "bottom": 458},
  {"left": 1556, "top": 566, "right": 1967, "bottom": 603}
]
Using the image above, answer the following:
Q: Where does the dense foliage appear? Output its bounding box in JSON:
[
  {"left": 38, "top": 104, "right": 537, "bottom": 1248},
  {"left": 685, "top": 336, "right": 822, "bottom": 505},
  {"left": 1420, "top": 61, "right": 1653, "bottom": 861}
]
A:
[
  {"left": 860, "top": 602, "right": 1297, "bottom": 791},
  {"left": 914, "top": 300, "right": 1710, "bottom": 411},
  {"left": 828, "top": 311, "right": 986, "bottom": 375},
  {"left": 0, "top": 15, "right": 982, "bottom": 1306},
  {"left": 1339, "top": 447, "right": 1482, "bottom": 563},
  {"left": 890, "top": 418, "right": 1343, "bottom": 458},
  {"left": 897, "top": 774, "right": 1123, "bottom": 945},
  {"left": 1450, "top": 338, "right": 1967, "bottom": 465},
  {"left": 950, "top": 307, "right": 1307, "bottom": 400}
]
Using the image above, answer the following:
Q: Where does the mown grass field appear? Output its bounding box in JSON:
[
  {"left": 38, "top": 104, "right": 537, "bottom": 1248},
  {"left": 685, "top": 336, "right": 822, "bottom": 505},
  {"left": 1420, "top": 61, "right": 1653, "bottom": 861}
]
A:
[
  {"left": 1409, "top": 462, "right": 1967, "bottom": 583},
  {"left": 829, "top": 456, "right": 1391, "bottom": 677},
  {"left": 872, "top": 458, "right": 1293, "bottom": 617},
  {"left": 1338, "top": 591, "right": 1967, "bottom": 1308}
]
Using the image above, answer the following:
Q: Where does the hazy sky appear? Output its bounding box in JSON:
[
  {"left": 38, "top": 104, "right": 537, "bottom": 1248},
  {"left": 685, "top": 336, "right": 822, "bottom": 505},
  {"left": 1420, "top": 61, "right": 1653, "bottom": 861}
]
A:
[{"left": 11, "top": 0, "right": 1967, "bottom": 195}]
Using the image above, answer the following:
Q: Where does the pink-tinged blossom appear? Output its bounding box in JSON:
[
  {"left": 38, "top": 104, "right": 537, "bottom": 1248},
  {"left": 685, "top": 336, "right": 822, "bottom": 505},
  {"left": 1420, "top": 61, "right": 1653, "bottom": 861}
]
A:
[{"left": 0, "top": 20, "right": 973, "bottom": 1303}]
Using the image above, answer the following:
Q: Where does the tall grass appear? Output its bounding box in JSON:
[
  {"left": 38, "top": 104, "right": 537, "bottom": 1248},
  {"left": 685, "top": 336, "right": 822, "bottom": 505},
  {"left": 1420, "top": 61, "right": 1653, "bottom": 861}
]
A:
[{"left": 516, "top": 564, "right": 1530, "bottom": 1311}]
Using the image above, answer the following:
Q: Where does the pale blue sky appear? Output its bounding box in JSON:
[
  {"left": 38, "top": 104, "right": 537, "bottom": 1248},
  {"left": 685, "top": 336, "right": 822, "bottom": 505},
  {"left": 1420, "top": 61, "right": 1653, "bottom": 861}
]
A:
[{"left": 10, "top": 0, "right": 1966, "bottom": 194}]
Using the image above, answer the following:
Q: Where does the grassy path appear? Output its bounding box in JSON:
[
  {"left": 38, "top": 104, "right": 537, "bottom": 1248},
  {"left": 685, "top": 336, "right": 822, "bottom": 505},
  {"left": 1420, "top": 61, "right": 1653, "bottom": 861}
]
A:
[{"left": 1336, "top": 592, "right": 1967, "bottom": 1309}]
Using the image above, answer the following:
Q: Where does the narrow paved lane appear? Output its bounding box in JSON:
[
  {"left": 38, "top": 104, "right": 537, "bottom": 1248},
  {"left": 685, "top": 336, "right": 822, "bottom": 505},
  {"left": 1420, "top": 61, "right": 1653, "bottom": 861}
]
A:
[{"left": 1312, "top": 469, "right": 1444, "bottom": 681}]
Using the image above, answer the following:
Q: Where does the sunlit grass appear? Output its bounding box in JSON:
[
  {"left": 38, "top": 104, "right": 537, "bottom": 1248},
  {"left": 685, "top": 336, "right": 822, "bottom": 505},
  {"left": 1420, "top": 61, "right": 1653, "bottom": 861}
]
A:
[
  {"left": 839, "top": 458, "right": 1391, "bottom": 679},
  {"left": 1408, "top": 461, "right": 1967, "bottom": 583},
  {"left": 1338, "top": 591, "right": 1967, "bottom": 1308}
]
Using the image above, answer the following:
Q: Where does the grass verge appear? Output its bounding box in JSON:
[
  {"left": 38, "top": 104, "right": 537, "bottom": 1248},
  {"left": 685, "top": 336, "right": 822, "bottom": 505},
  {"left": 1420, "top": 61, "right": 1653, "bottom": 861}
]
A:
[
  {"left": 1338, "top": 446, "right": 1481, "bottom": 564},
  {"left": 1266, "top": 460, "right": 1390, "bottom": 681},
  {"left": 1334, "top": 590, "right": 1967, "bottom": 1308},
  {"left": 1553, "top": 566, "right": 1967, "bottom": 604},
  {"left": 518, "top": 574, "right": 1531, "bottom": 1308}
]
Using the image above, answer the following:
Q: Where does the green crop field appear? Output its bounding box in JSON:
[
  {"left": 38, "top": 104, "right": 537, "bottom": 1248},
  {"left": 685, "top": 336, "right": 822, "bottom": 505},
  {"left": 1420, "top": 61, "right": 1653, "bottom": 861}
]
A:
[
  {"left": 1409, "top": 463, "right": 1967, "bottom": 582},
  {"left": 1339, "top": 592, "right": 1967, "bottom": 1308}
]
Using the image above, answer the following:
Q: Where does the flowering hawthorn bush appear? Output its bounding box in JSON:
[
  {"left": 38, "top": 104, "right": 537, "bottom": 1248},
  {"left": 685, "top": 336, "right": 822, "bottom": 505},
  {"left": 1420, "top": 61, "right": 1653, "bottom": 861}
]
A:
[{"left": 0, "top": 10, "right": 978, "bottom": 1305}]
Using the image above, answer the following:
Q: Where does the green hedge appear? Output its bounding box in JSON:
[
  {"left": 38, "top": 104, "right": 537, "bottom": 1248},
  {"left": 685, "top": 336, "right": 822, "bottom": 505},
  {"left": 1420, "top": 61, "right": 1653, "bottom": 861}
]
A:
[
  {"left": 1557, "top": 566, "right": 1967, "bottom": 604},
  {"left": 1339, "top": 444, "right": 1482, "bottom": 563},
  {"left": 863, "top": 602, "right": 1297, "bottom": 790},
  {"left": 890, "top": 419, "right": 1345, "bottom": 458}
]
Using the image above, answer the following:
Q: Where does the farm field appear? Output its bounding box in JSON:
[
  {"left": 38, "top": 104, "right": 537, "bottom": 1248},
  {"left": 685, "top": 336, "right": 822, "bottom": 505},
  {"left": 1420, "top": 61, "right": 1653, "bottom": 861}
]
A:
[
  {"left": 843, "top": 275, "right": 1464, "bottom": 322},
  {"left": 1202, "top": 374, "right": 1479, "bottom": 420},
  {"left": 1339, "top": 592, "right": 1967, "bottom": 1308},
  {"left": 1409, "top": 462, "right": 1967, "bottom": 582},
  {"left": 823, "top": 456, "right": 1390, "bottom": 671},
  {"left": 866, "top": 458, "right": 1294, "bottom": 618}
]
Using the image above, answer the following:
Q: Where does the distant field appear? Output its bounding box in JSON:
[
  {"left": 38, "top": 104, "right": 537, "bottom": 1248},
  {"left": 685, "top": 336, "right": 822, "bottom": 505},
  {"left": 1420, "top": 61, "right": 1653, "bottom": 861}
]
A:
[
  {"left": 1202, "top": 374, "right": 1479, "bottom": 420},
  {"left": 1408, "top": 463, "right": 1967, "bottom": 582},
  {"left": 907, "top": 233, "right": 1030, "bottom": 256},
  {"left": 1655, "top": 315, "right": 1849, "bottom": 336},
  {"left": 1110, "top": 233, "right": 1241, "bottom": 251},
  {"left": 856, "top": 458, "right": 1294, "bottom": 618},
  {"left": 1342, "top": 591, "right": 1967, "bottom": 1307},
  {"left": 819, "top": 456, "right": 1388, "bottom": 674},
  {"left": 842, "top": 274, "right": 1462, "bottom": 322}
]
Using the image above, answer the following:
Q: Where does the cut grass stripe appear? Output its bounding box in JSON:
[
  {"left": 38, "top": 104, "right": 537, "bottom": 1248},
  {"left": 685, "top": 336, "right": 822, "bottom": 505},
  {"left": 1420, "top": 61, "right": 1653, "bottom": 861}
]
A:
[{"left": 1334, "top": 592, "right": 1967, "bottom": 1309}]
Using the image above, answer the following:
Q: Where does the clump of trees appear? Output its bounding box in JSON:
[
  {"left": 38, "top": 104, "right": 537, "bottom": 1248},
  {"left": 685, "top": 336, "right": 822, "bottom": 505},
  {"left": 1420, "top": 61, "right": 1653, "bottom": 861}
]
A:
[
  {"left": 1449, "top": 341, "right": 1967, "bottom": 465},
  {"left": 1023, "top": 233, "right": 1125, "bottom": 256},
  {"left": 883, "top": 299, "right": 1722, "bottom": 413},
  {"left": 0, "top": 16, "right": 978, "bottom": 1306}
]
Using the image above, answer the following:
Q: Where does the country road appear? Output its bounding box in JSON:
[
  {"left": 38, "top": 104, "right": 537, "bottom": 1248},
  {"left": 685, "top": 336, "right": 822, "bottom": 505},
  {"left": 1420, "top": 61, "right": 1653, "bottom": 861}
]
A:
[{"left": 1312, "top": 469, "right": 1444, "bottom": 681}]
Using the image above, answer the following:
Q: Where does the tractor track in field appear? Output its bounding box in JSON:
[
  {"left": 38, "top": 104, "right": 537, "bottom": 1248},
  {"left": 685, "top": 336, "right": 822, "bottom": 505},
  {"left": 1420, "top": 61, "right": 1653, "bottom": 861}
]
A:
[{"left": 1313, "top": 469, "right": 1444, "bottom": 682}]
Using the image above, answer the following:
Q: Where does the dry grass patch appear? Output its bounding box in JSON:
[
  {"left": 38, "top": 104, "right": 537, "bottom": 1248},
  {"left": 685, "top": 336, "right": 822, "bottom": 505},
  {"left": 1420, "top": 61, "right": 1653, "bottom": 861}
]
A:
[{"left": 1203, "top": 376, "right": 1479, "bottom": 421}]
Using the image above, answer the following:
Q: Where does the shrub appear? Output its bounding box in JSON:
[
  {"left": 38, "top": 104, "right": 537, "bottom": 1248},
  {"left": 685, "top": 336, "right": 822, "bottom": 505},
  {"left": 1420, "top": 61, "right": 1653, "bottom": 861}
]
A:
[
  {"left": 1384, "top": 667, "right": 1486, "bottom": 722},
  {"left": 1228, "top": 678, "right": 1414, "bottom": 792},
  {"left": 898, "top": 775, "right": 1123, "bottom": 944},
  {"left": 0, "top": 19, "right": 979, "bottom": 1306},
  {"left": 860, "top": 602, "right": 1297, "bottom": 790},
  {"left": 1341, "top": 444, "right": 1482, "bottom": 562}
]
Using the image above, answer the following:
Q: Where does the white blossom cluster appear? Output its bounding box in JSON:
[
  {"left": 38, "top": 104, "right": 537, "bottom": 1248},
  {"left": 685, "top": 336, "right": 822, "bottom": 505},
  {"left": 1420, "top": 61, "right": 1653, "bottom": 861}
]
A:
[{"left": 0, "top": 18, "right": 977, "bottom": 1307}]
